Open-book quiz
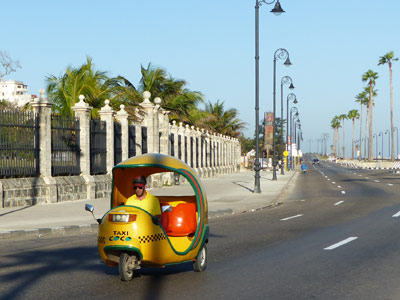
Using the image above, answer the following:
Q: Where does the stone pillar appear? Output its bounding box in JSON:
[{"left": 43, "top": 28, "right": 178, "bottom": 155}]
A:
[
  {"left": 140, "top": 91, "right": 157, "bottom": 153},
  {"left": 178, "top": 122, "right": 185, "bottom": 161},
  {"left": 134, "top": 109, "right": 143, "bottom": 156},
  {"left": 31, "top": 89, "right": 57, "bottom": 203},
  {"left": 72, "top": 95, "right": 92, "bottom": 176},
  {"left": 99, "top": 100, "right": 115, "bottom": 174},
  {"left": 115, "top": 104, "right": 129, "bottom": 162},
  {"left": 184, "top": 124, "right": 191, "bottom": 165},
  {"left": 157, "top": 102, "right": 170, "bottom": 155},
  {"left": 72, "top": 95, "right": 95, "bottom": 199},
  {"left": 169, "top": 121, "right": 177, "bottom": 157}
]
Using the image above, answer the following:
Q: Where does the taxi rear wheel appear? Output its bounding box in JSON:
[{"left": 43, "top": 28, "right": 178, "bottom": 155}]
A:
[
  {"left": 193, "top": 244, "right": 207, "bottom": 272},
  {"left": 119, "top": 253, "right": 135, "bottom": 281}
]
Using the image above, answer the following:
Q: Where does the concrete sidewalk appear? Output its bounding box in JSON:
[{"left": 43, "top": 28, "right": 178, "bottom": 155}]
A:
[{"left": 0, "top": 169, "right": 298, "bottom": 240}]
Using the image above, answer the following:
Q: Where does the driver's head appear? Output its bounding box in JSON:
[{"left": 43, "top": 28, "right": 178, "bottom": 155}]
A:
[{"left": 133, "top": 176, "right": 147, "bottom": 197}]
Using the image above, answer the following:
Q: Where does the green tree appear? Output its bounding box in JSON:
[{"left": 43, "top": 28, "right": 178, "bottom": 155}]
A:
[
  {"left": 378, "top": 51, "right": 398, "bottom": 161},
  {"left": 348, "top": 109, "right": 360, "bottom": 159},
  {"left": 331, "top": 116, "right": 341, "bottom": 157},
  {"left": 137, "top": 63, "right": 204, "bottom": 123},
  {"left": 362, "top": 70, "right": 379, "bottom": 161},
  {"left": 46, "top": 56, "right": 121, "bottom": 118},
  {"left": 193, "top": 100, "right": 247, "bottom": 138}
]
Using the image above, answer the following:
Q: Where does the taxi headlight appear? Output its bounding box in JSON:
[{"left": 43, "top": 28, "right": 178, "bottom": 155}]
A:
[{"left": 109, "top": 214, "right": 136, "bottom": 222}]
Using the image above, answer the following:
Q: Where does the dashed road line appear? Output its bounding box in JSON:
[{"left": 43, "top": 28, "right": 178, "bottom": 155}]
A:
[
  {"left": 393, "top": 211, "right": 400, "bottom": 218},
  {"left": 387, "top": 183, "right": 393, "bottom": 186},
  {"left": 374, "top": 180, "right": 380, "bottom": 183},
  {"left": 337, "top": 186, "right": 342, "bottom": 188},
  {"left": 324, "top": 237, "right": 358, "bottom": 250},
  {"left": 334, "top": 201, "right": 344, "bottom": 206},
  {"left": 332, "top": 182, "right": 336, "bottom": 184},
  {"left": 341, "top": 191, "right": 346, "bottom": 194},
  {"left": 280, "top": 214, "right": 303, "bottom": 221}
]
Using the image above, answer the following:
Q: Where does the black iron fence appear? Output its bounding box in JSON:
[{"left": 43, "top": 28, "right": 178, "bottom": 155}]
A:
[
  {"left": 51, "top": 115, "right": 80, "bottom": 176},
  {"left": 128, "top": 125, "right": 136, "bottom": 158},
  {"left": 90, "top": 119, "right": 107, "bottom": 175},
  {"left": 141, "top": 127, "right": 148, "bottom": 154},
  {"left": 114, "top": 122, "right": 122, "bottom": 165},
  {"left": 0, "top": 110, "right": 39, "bottom": 178}
]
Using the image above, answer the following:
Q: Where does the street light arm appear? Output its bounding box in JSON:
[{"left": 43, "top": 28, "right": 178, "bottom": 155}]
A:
[
  {"left": 274, "top": 48, "right": 291, "bottom": 66},
  {"left": 281, "top": 75, "right": 293, "bottom": 86}
]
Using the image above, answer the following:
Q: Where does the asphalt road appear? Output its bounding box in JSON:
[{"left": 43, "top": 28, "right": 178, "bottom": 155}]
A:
[{"left": 2, "top": 160, "right": 400, "bottom": 300}]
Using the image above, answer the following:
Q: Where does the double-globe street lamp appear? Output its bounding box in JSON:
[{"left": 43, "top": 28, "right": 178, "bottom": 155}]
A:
[
  {"left": 254, "top": 0, "right": 285, "bottom": 193},
  {"left": 272, "top": 48, "right": 292, "bottom": 180},
  {"left": 289, "top": 107, "right": 298, "bottom": 169},
  {"left": 280, "top": 76, "right": 295, "bottom": 174}
]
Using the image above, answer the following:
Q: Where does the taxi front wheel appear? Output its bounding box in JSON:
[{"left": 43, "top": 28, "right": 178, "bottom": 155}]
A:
[
  {"left": 119, "top": 253, "right": 135, "bottom": 281},
  {"left": 193, "top": 244, "right": 207, "bottom": 272}
]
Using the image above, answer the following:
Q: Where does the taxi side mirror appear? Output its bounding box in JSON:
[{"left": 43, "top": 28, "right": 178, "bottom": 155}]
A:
[{"left": 162, "top": 205, "right": 173, "bottom": 213}]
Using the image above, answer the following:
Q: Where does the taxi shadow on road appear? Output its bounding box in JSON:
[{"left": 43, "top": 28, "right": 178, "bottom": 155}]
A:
[{"left": 0, "top": 242, "right": 202, "bottom": 300}]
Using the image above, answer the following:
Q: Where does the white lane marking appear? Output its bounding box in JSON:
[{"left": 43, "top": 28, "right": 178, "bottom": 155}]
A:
[
  {"left": 359, "top": 175, "right": 362, "bottom": 177},
  {"left": 374, "top": 180, "right": 380, "bottom": 183},
  {"left": 327, "top": 179, "right": 331, "bottom": 181},
  {"left": 334, "top": 201, "right": 344, "bottom": 206},
  {"left": 392, "top": 211, "right": 400, "bottom": 217},
  {"left": 325, "top": 176, "right": 328, "bottom": 178},
  {"left": 353, "top": 173, "right": 357, "bottom": 175},
  {"left": 337, "top": 185, "right": 342, "bottom": 188},
  {"left": 341, "top": 191, "right": 346, "bottom": 194},
  {"left": 387, "top": 183, "right": 393, "bottom": 186},
  {"left": 332, "top": 182, "right": 336, "bottom": 184},
  {"left": 366, "top": 177, "right": 370, "bottom": 179},
  {"left": 280, "top": 214, "right": 303, "bottom": 221},
  {"left": 324, "top": 237, "right": 358, "bottom": 250}
]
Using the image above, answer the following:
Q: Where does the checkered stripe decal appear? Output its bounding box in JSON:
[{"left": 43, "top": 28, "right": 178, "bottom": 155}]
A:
[{"left": 138, "top": 233, "right": 166, "bottom": 244}]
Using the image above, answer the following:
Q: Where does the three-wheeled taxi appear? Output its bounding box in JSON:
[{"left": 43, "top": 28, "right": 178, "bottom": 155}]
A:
[{"left": 85, "top": 153, "right": 209, "bottom": 281}]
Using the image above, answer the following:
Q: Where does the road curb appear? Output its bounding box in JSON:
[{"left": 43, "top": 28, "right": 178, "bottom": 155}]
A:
[{"left": 0, "top": 224, "right": 99, "bottom": 240}]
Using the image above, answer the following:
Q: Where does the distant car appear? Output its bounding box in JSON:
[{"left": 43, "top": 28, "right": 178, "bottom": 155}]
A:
[{"left": 312, "top": 158, "right": 320, "bottom": 164}]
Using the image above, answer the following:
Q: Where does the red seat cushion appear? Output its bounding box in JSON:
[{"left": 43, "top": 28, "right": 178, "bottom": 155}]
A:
[{"left": 160, "top": 203, "right": 197, "bottom": 236}]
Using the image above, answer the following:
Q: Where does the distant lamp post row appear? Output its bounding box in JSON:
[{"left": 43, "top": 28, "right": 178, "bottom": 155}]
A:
[
  {"left": 286, "top": 92, "right": 297, "bottom": 169},
  {"left": 289, "top": 107, "right": 298, "bottom": 169},
  {"left": 272, "top": 48, "right": 292, "bottom": 180},
  {"left": 253, "top": 0, "right": 285, "bottom": 193},
  {"left": 280, "top": 76, "right": 295, "bottom": 175}
]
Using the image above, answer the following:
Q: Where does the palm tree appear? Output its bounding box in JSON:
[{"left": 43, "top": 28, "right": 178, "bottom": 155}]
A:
[
  {"left": 46, "top": 56, "right": 121, "bottom": 117},
  {"left": 338, "top": 114, "right": 348, "bottom": 158},
  {"left": 137, "top": 63, "right": 204, "bottom": 123},
  {"left": 193, "top": 100, "right": 247, "bottom": 138},
  {"left": 348, "top": 109, "right": 360, "bottom": 159},
  {"left": 378, "top": 51, "right": 398, "bottom": 162},
  {"left": 355, "top": 91, "right": 368, "bottom": 159},
  {"left": 331, "top": 116, "right": 341, "bottom": 157},
  {"left": 362, "top": 70, "right": 379, "bottom": 161}
]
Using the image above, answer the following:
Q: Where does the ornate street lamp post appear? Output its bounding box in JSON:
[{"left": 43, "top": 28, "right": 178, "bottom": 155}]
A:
[
  {"left": 272, "top": 48, "right": 291, "bottom": 180},
  {"left": 280, "top": 76, "right": 294, "bottom": 174},
  {"left": 373, "top": 133, "right": 378, "bottom": 160},
  {"left": 253, "top": 0, "right": 285, "bottom": 193},
  {"left": 379, "top": 132, "right": 383, "bottom": 160},
  {"left": 385, "top": 129, "right": 391, "bottom": 159},
  {"left": 286, "top": 93, "right": 297, "bottom": 170}
]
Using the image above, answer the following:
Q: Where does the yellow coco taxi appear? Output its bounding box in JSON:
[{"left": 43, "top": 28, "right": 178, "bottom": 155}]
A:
[{"left": 85, "top": 153, "right": 209, "bottom": 281}]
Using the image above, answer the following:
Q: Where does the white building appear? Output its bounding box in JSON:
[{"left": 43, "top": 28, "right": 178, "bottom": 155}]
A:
[{"left": 0, "top": 80, "right": 35, "bottom": 107}]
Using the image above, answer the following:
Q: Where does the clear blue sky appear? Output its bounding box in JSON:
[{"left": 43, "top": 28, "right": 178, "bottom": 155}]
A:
[{"left": 3, "top": 0, "right": 400, "bottom": 157}]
